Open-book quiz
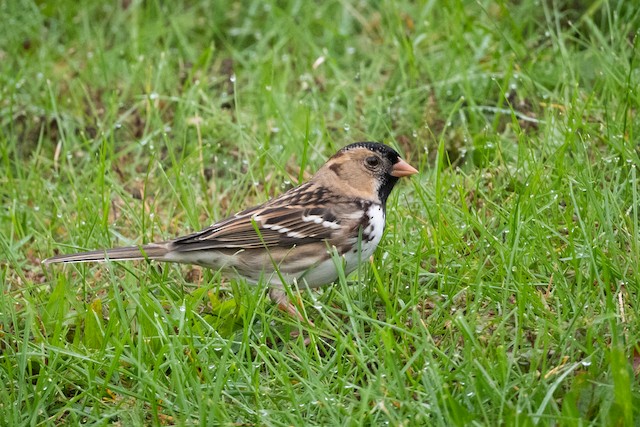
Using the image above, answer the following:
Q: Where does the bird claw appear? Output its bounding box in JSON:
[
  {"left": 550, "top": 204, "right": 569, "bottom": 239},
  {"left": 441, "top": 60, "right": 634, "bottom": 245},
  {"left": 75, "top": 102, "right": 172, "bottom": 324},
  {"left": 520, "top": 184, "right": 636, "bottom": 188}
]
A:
[{"left": 268, "top": 288, "right": 315, "bottom": 327}]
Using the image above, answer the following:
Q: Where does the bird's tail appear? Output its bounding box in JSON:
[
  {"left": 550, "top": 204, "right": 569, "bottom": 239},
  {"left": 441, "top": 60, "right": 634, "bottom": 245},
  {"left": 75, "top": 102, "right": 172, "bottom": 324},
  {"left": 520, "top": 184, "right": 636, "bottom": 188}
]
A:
[{"left": 42, "top": 243, "right": 170, "bottom": 265}]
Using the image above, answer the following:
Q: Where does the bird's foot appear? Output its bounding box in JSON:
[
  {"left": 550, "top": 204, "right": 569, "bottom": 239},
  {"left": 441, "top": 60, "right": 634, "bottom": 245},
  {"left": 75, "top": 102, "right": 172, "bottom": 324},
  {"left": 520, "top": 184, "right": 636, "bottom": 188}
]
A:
[{"left": 268, "top": 288, "right": 315, "bottom": 328}]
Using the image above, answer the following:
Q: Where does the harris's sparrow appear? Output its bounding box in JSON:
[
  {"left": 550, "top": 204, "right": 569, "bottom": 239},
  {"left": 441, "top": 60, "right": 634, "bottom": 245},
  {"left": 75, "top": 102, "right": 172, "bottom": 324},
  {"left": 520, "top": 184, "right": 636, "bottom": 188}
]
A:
[{"left": 44, "top": 142, "right": 418, "bottom": 319}]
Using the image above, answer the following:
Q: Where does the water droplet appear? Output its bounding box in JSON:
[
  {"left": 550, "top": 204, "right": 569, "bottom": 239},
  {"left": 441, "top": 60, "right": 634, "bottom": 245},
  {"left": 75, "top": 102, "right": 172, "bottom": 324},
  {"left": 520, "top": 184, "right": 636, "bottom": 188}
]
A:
[
  {"left": 229, "top": 74, "right": 236, "bottom": 83},
  {"left": 343, "top": 123, "right": 350, "bottom": 132},
  {"left": 149, "top": 92, "right": 159, "bottom": 100}
]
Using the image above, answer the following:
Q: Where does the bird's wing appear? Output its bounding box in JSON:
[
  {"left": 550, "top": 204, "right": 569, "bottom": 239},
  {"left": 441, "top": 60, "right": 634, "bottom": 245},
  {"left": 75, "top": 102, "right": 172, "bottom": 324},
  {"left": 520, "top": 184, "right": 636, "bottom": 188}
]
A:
[{"left": 170, "top": 194, "right": 360, "bottom": 252}]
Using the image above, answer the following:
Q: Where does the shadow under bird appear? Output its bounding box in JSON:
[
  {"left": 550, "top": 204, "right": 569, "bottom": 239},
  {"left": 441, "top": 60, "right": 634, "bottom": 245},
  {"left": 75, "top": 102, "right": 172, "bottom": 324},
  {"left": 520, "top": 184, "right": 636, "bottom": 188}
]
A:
[{"left": 44, "top": 142, "right": 418, "bottom": 319}]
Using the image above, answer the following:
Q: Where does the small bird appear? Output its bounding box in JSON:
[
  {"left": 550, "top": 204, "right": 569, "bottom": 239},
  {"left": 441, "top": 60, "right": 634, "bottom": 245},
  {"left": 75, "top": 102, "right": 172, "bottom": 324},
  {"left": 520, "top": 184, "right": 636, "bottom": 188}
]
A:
[{"left": 44, "top": 142, "right": 418, "bottom": 319}]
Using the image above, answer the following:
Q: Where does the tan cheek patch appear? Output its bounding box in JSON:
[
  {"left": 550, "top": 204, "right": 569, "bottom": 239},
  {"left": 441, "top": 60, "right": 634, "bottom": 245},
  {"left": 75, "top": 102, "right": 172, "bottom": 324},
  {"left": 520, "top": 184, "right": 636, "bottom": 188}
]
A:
[
  {"left": 328, "top": 162, "right": 344, "bottom": 176},
  {"left": 340, "top": 168, "right": 378, "bottom": 199},
  {"left": 315, "top": 153, "right": 380, "bottom": 201}
]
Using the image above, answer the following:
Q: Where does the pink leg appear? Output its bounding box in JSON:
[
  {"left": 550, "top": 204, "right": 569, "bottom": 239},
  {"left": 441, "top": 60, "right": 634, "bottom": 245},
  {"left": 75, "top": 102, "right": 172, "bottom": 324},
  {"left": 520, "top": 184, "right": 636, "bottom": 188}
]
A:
[{"left": 268, "top": 288, "right": 314, "bottom": 327}]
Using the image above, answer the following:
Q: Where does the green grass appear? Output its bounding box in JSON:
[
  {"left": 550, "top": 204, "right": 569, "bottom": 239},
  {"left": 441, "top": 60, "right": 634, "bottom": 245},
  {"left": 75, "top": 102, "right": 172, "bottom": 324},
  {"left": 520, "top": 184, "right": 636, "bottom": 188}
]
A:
[{"left": 2, "top": 0, "right": 640, "bottom": 425}]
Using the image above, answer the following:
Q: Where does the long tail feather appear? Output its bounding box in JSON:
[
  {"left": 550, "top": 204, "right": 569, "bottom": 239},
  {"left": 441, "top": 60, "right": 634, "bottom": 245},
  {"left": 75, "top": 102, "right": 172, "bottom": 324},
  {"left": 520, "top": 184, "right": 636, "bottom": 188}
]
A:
[{"left": 43, "top": 243, "right": 170, "bottom": 264}]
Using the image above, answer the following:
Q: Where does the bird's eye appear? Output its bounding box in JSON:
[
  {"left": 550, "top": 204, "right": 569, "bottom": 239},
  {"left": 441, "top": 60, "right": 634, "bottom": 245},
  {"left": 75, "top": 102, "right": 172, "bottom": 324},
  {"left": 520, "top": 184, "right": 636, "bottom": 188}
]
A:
[{"left": 365, "top": 156, "right": 380, "bottom": 168}]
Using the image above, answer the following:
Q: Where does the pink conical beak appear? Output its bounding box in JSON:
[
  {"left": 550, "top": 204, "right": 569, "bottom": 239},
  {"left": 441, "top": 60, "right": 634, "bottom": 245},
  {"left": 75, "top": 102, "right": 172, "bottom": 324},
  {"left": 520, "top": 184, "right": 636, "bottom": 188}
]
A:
[{"left": 391, "top": 158, "right": 419, "bottom": 177}]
